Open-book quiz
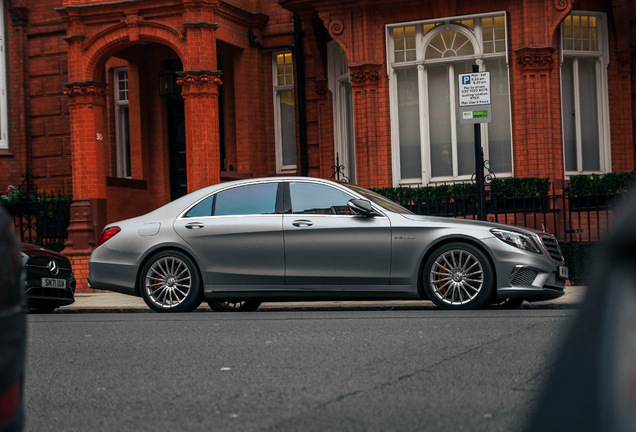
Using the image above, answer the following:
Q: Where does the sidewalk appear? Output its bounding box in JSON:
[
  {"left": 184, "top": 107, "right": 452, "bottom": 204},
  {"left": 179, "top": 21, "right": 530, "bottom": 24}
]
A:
[{"left": 56, "top": 286, "right": 587, "bottom": 313}]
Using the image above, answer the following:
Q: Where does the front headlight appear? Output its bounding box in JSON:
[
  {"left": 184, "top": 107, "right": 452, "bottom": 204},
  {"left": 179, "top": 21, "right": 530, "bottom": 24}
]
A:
[{"left": 490, "top": 229, "right": 543, "bottom": 254}]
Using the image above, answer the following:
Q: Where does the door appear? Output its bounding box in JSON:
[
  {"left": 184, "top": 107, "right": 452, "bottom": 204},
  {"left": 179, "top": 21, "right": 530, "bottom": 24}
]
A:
[
  {"left": 283, "top": 181, "right": 391, "bottom": 288},
  {"left": 173, "top": 182, "right": 284, "bottom": 287},
  {"left": 165, "top": 59, "right": 187, "bottom": 200}
]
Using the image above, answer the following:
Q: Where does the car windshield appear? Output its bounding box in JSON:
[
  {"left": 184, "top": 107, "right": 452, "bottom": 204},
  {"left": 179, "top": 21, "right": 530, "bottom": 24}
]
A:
[{"left": 340, "top": 183, "right": 414, "bottom": 215}]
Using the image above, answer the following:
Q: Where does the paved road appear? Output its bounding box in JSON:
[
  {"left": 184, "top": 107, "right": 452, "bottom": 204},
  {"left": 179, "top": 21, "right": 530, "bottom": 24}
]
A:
[{"left": 24, "top": 310, "right": 577, "bottom": 432}]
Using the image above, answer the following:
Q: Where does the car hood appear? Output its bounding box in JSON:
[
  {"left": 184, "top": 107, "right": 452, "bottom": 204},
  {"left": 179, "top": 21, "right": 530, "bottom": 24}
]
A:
[
  {"left": 399, "top": 214, "right": 545, "bottom": 236},
  {"left": 20, "top": 243, "right": 69, "bottom": 260}
]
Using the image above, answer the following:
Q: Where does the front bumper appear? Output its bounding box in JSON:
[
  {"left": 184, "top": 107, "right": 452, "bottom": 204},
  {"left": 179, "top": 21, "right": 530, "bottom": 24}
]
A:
[{"left": 482, "top": 237, "right": 567, "bottom": 302}]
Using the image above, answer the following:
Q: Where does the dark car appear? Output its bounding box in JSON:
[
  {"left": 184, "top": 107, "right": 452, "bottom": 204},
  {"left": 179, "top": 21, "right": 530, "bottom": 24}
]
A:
[
  {"left": 0, "top": 206, "right": 26, "bottom": 432},
  {"left": 21, "top": 243, "right": 75, "bottom": 313}
]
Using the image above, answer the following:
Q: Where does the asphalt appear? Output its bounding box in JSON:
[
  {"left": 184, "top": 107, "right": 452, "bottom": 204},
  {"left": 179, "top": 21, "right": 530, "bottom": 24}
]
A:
[{"left": 56, "top": 285, "right": 587, "bottom": 313}]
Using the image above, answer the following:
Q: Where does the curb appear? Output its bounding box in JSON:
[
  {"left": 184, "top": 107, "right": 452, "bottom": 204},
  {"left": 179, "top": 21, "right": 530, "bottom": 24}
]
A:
[{"left": 52, "top": 303, "right": 581, "bottom": 314}]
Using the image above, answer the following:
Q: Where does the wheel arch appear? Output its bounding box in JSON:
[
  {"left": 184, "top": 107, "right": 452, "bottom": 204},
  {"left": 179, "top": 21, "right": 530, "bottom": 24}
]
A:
[{"left": 416, "top": 236, "right": 498, "bottom": 299}]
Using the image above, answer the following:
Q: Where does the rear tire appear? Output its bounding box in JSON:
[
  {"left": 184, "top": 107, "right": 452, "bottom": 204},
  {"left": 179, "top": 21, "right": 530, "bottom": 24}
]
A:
[
  {"left": 207, "top": 300, "right": 261, "bottom": 312},
  {"left": 139, "top": 250, "right": 202, "bottom": 313},
  {"left": 423, "top": 242, "right": 494, "bottom": 310}
]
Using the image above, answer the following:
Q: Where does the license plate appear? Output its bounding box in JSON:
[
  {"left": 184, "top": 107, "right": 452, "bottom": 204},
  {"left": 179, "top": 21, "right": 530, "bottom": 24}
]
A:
[
  {"left": 41, "top": 278, "right": 66, "bottom": 289},
  {"left": 558, "top": 266, "right": 569, "bottom": 279}
]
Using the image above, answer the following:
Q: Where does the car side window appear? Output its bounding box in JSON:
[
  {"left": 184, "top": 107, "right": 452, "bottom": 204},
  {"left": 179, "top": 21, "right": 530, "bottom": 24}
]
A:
[
  {"left": 289, "top": 182, "right": 355, "bottom": 215},
  {"left": 214, "top": 183, "right": 278, "bottom": 216},
  {"left": 185, "top": 195, "right": 214, "bottom": 217}
]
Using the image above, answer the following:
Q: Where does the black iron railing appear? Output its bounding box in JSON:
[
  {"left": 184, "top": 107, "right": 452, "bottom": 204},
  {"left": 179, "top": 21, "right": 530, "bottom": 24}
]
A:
[{"left": 1, "top": 172, "right": 72, "bottom": 251}]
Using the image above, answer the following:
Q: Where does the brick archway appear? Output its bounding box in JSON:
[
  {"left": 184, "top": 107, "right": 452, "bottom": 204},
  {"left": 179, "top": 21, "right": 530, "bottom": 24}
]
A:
[{"left": 83, "top": 27, "right": 189, "bottom": 83}]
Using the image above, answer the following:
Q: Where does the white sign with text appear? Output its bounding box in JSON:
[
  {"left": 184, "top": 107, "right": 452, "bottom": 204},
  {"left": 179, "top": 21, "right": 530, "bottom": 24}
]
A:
[{"left": 458, "top": 72, "right": 491, "bottom": 107}]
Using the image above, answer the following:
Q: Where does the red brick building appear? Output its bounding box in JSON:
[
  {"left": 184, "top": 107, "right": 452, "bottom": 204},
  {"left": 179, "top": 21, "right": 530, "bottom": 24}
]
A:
[{"left": 0, "top": 0, "right": 634, "bottom": 290}]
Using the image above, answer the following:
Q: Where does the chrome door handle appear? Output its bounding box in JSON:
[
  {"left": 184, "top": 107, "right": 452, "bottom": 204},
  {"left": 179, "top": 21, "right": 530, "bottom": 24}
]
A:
[
  {"left": 292, "top": 220, "right": 313, "bottom": 227},
  {"left": 185, "top": 222, "right": 204, "bottom": 229}
]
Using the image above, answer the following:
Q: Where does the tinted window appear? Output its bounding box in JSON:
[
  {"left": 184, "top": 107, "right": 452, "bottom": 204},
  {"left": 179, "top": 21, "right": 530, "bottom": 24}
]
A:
[
  {"left": 289, "top": 182, "right": 354, "bottom": 215},
  {"left": 185, "top": 195, "right": 214, "bottom": 217},
  {"left": 214, "top": 183, "right": 278, "bottom": 216}
]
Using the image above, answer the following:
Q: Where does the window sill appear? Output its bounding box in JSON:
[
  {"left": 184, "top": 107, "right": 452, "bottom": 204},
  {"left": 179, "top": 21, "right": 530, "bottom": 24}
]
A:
[
  {"left": 106, "top": 177, "right": 147, "bottom": 190},
  {"left": 0, "top": 149, "right": 14, "bottom": 157},
  {"left": 277, "top": 167, "right": 298, "bottom": 175}
]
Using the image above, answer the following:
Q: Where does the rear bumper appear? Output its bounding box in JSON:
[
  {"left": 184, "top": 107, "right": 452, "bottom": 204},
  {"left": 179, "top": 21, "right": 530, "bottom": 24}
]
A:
[{"left": 88, "top": 261, "right": 139, "bottom": 296}]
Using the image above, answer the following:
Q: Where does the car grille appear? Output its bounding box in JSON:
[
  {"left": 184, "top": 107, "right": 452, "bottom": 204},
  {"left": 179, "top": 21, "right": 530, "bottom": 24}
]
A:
[
  {"left": 25, "top": 256, "right": 72, "bottom": 272},
  {"left": 510, "top": 268, "right": 538, "bottom": 285},
  {"left": 538, "top": 234, "right": 564, "bottom": 264},
  {"left": 26, "top": 287, "right": 74, "bottom": 301}
]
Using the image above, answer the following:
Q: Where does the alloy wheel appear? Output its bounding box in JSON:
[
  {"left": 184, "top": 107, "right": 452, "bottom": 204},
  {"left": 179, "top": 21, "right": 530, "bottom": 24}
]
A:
[
  {"left": 144, "top": 256, "right": 192, "bottom": 309},
  {"left": 430, "top": 249, "right": 484, "bottom": 305}
]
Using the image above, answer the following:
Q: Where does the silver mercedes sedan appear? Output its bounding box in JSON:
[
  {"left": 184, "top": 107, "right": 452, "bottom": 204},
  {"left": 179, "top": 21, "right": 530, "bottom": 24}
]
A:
[{"left": 88, "top": 177, "right": 567, "bottom": 312}]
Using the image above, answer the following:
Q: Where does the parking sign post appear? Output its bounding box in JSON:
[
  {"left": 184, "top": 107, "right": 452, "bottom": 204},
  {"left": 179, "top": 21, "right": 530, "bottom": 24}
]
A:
[{"left": 458, "top": 65, "right": 492, "bottom": 221}]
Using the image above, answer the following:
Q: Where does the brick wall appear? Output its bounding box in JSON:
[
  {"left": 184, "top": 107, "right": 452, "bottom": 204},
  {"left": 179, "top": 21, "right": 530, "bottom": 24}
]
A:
[{"left": 69, "top": 253, "right": 90, "bottom": 292}]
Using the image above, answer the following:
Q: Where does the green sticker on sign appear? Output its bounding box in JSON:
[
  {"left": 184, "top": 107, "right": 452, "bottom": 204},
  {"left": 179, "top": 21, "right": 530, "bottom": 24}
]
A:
[{"left": 473, "top": 110, "right": 488, "bottom": 118}]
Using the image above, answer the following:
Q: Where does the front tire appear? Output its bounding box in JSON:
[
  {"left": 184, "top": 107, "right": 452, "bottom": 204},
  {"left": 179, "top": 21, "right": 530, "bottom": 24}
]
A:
[
  {"left": 423, "top": 242, "right": 494, "bottom": 310},
  {"left": 207, "top": 300, "right": 261, "bottom": 312},
  {"left": 140, "top": 251, "right": 202, "bottom": 313}
]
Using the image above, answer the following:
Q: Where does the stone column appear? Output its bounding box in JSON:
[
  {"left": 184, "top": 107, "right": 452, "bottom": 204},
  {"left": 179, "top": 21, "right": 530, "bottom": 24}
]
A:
[
  {"left": 63, "top": 81, "right": 108, "bottom": 254},
  {"left": 177, "top": 70, "right": 223, "bottom": 192}
]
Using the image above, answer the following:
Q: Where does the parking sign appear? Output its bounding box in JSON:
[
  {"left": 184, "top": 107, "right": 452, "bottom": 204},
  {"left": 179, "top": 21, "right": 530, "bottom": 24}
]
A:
[
  {"left": 458, "top": 72, "right": 491, "bottom": 124},
  {"left": 458, "top": 72, "right": 490, "bottom": 106}
]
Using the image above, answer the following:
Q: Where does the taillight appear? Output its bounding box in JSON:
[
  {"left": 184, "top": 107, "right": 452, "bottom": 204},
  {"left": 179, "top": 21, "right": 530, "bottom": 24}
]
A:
[
  {"left": 0, "top": 379, "right": 21, "bottom": 424},
  {"left": 95, "top": 226, "right": 121, "bottom": 249}
]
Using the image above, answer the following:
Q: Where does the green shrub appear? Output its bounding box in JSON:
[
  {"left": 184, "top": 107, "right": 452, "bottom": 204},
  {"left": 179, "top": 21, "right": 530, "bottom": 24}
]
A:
[
  {"left": 489, "top": 177, "right": 550, "bottom": 197},
  {"left": 569, "top": 171, "right": 636, "bottom": 196},
  {"left": 371, "top": 183, "right": 476, "bottom": 203}
]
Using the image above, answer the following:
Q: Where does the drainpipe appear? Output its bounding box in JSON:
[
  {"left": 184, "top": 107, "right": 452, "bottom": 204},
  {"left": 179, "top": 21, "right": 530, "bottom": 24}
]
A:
[
  {"left": 248, "top": 14, "right": 308, "bottom": 176},
  {"left": 294, "top": 14, "right": 308, "bottom": 177}
]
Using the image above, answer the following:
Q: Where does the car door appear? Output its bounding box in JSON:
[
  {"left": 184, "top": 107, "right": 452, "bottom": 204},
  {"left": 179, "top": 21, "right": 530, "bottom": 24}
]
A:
[
  {"left": 173, "top": 182, "right": 284, "bottom": 287},
  {"left": 283, "top": 181, "right": 391, "bottom": 288}
]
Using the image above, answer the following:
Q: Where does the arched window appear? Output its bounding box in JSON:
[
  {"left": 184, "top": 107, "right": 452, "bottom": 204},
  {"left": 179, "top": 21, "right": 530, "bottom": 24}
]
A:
[{"left": 387, "top": 15, "right": 512, "bottom": 186}]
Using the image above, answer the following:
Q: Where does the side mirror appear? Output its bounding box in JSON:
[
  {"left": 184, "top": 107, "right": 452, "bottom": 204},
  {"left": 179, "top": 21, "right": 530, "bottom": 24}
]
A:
[{"left": 348, "top": 199, "right": 376, "bottom": 216}]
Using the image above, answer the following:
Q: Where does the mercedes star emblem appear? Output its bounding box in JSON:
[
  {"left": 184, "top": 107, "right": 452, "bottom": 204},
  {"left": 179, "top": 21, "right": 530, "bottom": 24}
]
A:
[{"left": 47, "top": 260, "right": 60, "bottom": 276}]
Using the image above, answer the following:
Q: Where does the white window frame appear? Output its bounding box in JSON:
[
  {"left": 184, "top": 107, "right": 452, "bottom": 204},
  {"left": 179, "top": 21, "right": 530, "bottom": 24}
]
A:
[
  {"left": 386, "top": 12, "right": 514, "bottom": 186},
  {"left": 328, "top": 41, "right": 356, "bottom": 182},
  {"left": 113, "top": 67, "right": 131, "bottom": 178},
  {"left": 559, "top": 11, "right": 611, "bottom": 176},
  {"left": 272, "top": 52, "right": 297, "bottom": 173},
  {"left": 0, "top": 4, "right": 8, "bottom": 150}
]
